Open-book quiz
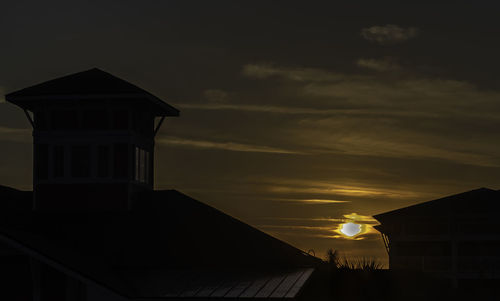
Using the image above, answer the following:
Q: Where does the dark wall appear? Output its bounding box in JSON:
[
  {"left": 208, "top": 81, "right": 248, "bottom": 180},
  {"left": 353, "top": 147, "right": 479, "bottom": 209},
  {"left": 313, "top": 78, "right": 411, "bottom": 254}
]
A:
[{"left": 35, "top": 183, "right": 130, "bottom": 210}]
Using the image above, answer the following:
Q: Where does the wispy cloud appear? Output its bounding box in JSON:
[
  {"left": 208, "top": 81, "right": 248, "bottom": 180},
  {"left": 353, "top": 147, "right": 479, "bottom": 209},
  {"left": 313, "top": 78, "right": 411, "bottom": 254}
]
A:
[
  {"left": 292, "top": 126, "right": 500, "bottom": 167},
  {"left": 179, "top": 103, "right": 389, "bottom": 115},
  {"left": 264, "top": 178, "right": 423, "bottom": 199},
  {"left": 356, "top": 57, "right": 400, "bottom": 72},
  {"left": 272, "top": 198, "right": 350, "bottom": 204},
  {"left": 258, "top": 212, "right": 380, "bottom": 240},
  {"left": 343, "top": 213, "right": 379, "bottom": 225},
  {"left": 242, "top": 64, "right": 348, "bottom": 82},
  {"left": 180, "top": 103, "right": 326, "bottom": 114},
  {"left": 239, "top": 63, "right": 500, "bottom": 167},
  {"left": 0, "top": 87, "right": 5, "bottom": 103},
  {"left": 203, "top": 89, "right": 229, "bottom": 103},
  {"left": 157, "top": 136, "right": 304, "bottom": 154},
  {"left": 361, "top": 24, "right": 419, "bottom": 44},
  {"left": 0, "top": 126, "right": 31, "bottom": 142}
]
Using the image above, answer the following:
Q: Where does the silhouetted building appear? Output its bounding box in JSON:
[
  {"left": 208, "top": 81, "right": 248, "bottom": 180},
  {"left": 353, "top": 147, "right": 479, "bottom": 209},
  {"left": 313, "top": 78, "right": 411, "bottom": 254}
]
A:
[
  {"left": 374, "top": 188, "right": 500, "bottom": 287},
  {"left": 0, "top": 69, "right": 323, "bottom": 300},
  {"left": 6, "top": 68, "right": 179, "bottom": 210}
]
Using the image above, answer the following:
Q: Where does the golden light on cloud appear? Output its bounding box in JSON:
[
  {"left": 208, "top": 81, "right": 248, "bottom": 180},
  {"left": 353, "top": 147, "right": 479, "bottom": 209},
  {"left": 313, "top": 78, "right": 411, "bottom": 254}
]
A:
[
  {"left": 335, "top": 213, "right": 380, "bottom": 239},
  {"left": 265, "top": 179, "right": 422, "bottom": 199},
  {"left": 273, "top": 198, "right": 349, "bottom": 204},
  {"left": 301, "top": 199, "right": 349, "bottom": 204}
]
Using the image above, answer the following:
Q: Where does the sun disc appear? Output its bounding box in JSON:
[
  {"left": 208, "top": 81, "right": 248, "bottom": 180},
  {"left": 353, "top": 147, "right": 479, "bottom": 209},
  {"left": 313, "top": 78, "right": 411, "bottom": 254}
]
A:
[{"left": 340, "top": 222, "right": 361, "bottom": 237}]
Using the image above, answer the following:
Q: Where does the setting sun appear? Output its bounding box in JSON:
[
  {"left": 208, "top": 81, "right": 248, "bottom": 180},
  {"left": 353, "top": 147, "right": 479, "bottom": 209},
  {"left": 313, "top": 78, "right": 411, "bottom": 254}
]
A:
[{"left": 340, "top": 222, "right": 362, "bottom": 237}]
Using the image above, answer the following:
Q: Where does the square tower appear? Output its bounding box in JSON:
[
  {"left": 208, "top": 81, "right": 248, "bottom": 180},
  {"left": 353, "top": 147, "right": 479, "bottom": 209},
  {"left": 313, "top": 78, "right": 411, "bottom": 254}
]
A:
[{"left": 6, "top": 68, "right": 179, "bottom": 210}]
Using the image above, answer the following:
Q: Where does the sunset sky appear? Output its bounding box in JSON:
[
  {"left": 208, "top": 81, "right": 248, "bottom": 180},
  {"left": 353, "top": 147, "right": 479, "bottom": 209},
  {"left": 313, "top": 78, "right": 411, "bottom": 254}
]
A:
[{"left": 2, "top": 1, "right": 500, "bottom": 263}]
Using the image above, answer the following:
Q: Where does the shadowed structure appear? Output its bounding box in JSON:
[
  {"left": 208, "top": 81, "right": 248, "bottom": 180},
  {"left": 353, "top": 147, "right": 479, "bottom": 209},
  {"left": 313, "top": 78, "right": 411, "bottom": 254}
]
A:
[
  {"left": 6, "top": 68, "right": 178, "bottom": 210},
  {"left": 374, "top": 188, "right": 500, "bottom": 288},
  {"left": 0, "top": 69, "right": 323, "bottom": 301}
]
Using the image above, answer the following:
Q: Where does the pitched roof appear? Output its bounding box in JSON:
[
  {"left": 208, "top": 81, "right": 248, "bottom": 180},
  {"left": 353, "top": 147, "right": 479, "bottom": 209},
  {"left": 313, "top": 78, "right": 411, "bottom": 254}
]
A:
[
  {"left": 5, "top": 68, "right": 179, "bottom": 116},
  {"left": 373, "top": 187, "right": 500, "bottom": 223},
  {"left": 118, "top": 267, "right": 315, "bottom": 298},
  {"left": 0, "top": 187, "right": 321, "bottom": 299}
]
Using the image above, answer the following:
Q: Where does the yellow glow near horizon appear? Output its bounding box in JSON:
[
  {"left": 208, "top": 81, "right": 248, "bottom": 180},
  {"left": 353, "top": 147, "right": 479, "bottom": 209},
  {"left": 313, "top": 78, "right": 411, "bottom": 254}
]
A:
[
  {"left": 334, "top": 213, "right": 380, "bottom": 239},
  {"left": 340, "top": 222, "right": 362, "bottom": 237}
]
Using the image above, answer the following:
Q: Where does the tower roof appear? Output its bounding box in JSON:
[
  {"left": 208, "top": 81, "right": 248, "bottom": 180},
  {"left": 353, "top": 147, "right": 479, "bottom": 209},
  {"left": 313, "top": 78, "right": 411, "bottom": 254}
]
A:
[{"left": 5, "top": 68, "right": 179, "bottom": 116}]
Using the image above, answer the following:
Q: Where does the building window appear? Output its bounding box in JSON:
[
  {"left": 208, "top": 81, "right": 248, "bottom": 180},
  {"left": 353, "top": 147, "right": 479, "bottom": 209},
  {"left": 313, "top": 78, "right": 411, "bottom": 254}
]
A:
[
  {"left": 34, "top": 111, "right": 48, "bottom": 130},
  {"left": 134, "top": 146, "right": 149, "bottom": 184},
  {"left": 140, "top": 148, "right": 146, "bottom": 183},
  {"left": 133, "top": 111, "right": 153, "bottom": 135},
  {"left": 145, "top": 150, "right": 150, "bottom": 184},
  {"left": 71, "top": 146, "right": 90, "bottom": 178},
  {"left": 97, "top": 145, "right": 109, "bottom": 178},
  {"left": 113, "top": 143, "right": 129, "bottom": 178},
  {"left": 135, "top": 146, "right": 140, "bottom": 181},
  {"left": 36, "top": 144, "right": 49, "bottom": 180},
  {"left": 112, "top": 110, "right": 129, "bottom": 130},
  {"left": 82, "top": 110, "right": 108, "bottom": 130},
  {"left": 51, "top": 110, "right": 78, "bottom": 130},
  {"left": 53, "top": 145, "right": 64, "bottom": 178}
]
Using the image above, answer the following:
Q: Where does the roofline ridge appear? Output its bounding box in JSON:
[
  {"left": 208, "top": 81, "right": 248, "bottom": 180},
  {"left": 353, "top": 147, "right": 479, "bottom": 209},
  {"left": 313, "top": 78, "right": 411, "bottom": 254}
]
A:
[{"left": 373, "top": 187, "right": 499, "bottom": 219}]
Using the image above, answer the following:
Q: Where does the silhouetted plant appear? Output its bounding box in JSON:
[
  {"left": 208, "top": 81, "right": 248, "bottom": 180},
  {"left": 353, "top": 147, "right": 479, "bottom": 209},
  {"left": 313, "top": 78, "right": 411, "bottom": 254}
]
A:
[
  {"left": 325, "top": 248, "right": 339, "bottom": 267},
  {"left": 325, "top": 248, "right": 383, "bottom": 270}
]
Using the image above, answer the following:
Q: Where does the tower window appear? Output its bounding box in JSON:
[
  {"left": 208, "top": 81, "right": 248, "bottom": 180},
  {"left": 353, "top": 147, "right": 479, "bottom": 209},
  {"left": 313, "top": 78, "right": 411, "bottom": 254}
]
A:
[
  {"left": 34, "top": 111, "right": 48, "bottom": 130},
  {"left": 53, "top": 145, "right": 64, "bottom": 178},
  {"left": 145, "top": 150, "right": 150, "bottom": 184},
  {"left": 134, "top": 147, "right": 149, "bottom": 184},
  {"left": 135, "top": 147, "right": 140, "bottom": 181},
  {"left": 113, "top": 143, "right": 129, "bottom": 178},
  {"left": 71, "top": 146, "right": 90, "bottom": 178},
  {"left": 97, "top": 145, "right": 109, "bottom": 177},
  {"left": 82, "top": 110, "right": 108, "bottom": 130},
  {"left": 51, "top": 110, "right": 78, "bottom": 130},
  {"left": 112, "top": 110, "right": 129, "bottom": 130},
  {"left": 36, "top": 144, "right": 49, "bottom": 180}
]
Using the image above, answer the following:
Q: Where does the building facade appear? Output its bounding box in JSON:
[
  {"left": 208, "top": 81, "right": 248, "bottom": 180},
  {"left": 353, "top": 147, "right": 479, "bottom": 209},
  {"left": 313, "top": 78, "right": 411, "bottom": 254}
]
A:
[
  {"left": 374, "top": 188, "right": 500, "bottom": 287},
  {"left": 0, "top": 69, "right": 322, "bottom": 301}
]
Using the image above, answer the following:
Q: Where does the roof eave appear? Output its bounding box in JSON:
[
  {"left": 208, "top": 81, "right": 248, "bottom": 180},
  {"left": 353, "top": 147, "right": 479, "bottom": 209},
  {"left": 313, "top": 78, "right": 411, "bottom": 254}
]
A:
[{"left": 5, "top": 93, "right": 180, "bottom": 116}]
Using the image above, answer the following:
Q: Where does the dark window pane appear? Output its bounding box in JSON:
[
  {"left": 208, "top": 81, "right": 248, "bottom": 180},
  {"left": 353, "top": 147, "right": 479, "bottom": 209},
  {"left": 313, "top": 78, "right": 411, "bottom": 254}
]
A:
[
  {"left": 145, "top": 150, "right": 150, "bottom": 184},
  {"left": 133, "top": 112, "right": 154, "bottom": 135},
  {"left": 36, "top": 144, "right": 49, "bottom": 180},
  {"left": 134, "top": 147, "right": 149, "bottom": 183},
  {"left": 134, "top": 146, "right": 139, "bottom": 181},
  {"left": 71, "top": 146, "right": 90, "bottom": 178},
  {"left": 113, "top": 110, "right": 129, "bottom": 130},
  {"left": 34, "top": 111, "right": 48, "bottom": 130},
  {"left": 139, "top": 148, "right": 145, "bottom": 183},
  {"left": 82, "top": 110, "right": 108, "bottom": 130},
  {"left": 113, "top": 143, "right": 128, "bottom": 178},
  {"left": 51, "top": 110, "right": 78, "bottom": 130},
  {"left": 97, "top": 145, "right": 109, "bottom": 177},
  {"left": 53, "top": 145, "right": 64, "bottom": 177}
]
